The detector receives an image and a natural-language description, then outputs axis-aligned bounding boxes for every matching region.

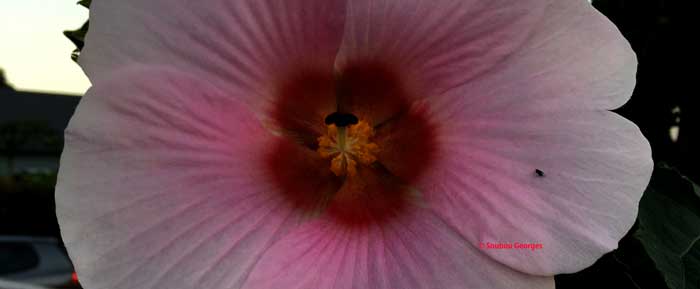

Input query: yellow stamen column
[317,121,380,177]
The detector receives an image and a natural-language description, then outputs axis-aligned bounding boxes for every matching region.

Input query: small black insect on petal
[535,169,545,177]
[325,112,359,127]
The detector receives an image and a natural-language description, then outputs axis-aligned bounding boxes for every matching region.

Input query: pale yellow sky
[1,0,90,95]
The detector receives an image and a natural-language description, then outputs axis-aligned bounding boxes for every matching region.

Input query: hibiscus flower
[56,0,653,288]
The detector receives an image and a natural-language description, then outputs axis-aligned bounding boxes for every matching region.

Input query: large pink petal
[433,0,636,111]
[421,108,652,275]
[242,204,554,289]
[80,0,345,113]
[56,66,305,289]
[337,0,635,110]
[414,0,649,275]
[336,0,546,99]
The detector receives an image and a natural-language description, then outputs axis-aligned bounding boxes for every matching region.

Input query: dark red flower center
[266,60,437,226]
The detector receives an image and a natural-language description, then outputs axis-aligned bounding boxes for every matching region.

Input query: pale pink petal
[412,0,649,275]
[56,66,304,289]
[243,204,554,289]
[337,0,635,110]
[419,102,652,275]
[430,0,637,111]
[336,0,545,98]
[80,0,345,113]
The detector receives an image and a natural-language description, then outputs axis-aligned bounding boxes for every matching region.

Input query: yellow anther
[317,120,380,176]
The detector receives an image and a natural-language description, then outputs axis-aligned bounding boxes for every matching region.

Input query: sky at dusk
[1,0,90,95]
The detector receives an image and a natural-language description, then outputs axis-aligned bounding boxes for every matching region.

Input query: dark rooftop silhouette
[0,69,81,156]
[0,69,13,91]
[0,85,80,132]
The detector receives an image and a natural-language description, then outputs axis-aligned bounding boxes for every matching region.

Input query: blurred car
[0,278,53,289]
[0,236,80,289]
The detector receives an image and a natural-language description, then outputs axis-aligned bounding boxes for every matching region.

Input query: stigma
[317,120,380,177]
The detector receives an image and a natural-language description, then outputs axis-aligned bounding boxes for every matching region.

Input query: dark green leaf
[685,243,700,288]
[77,0,91,8]
[63,21,89,50]
[556,223,668,289]
[636,165,700,289]
[63,21,89,62]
